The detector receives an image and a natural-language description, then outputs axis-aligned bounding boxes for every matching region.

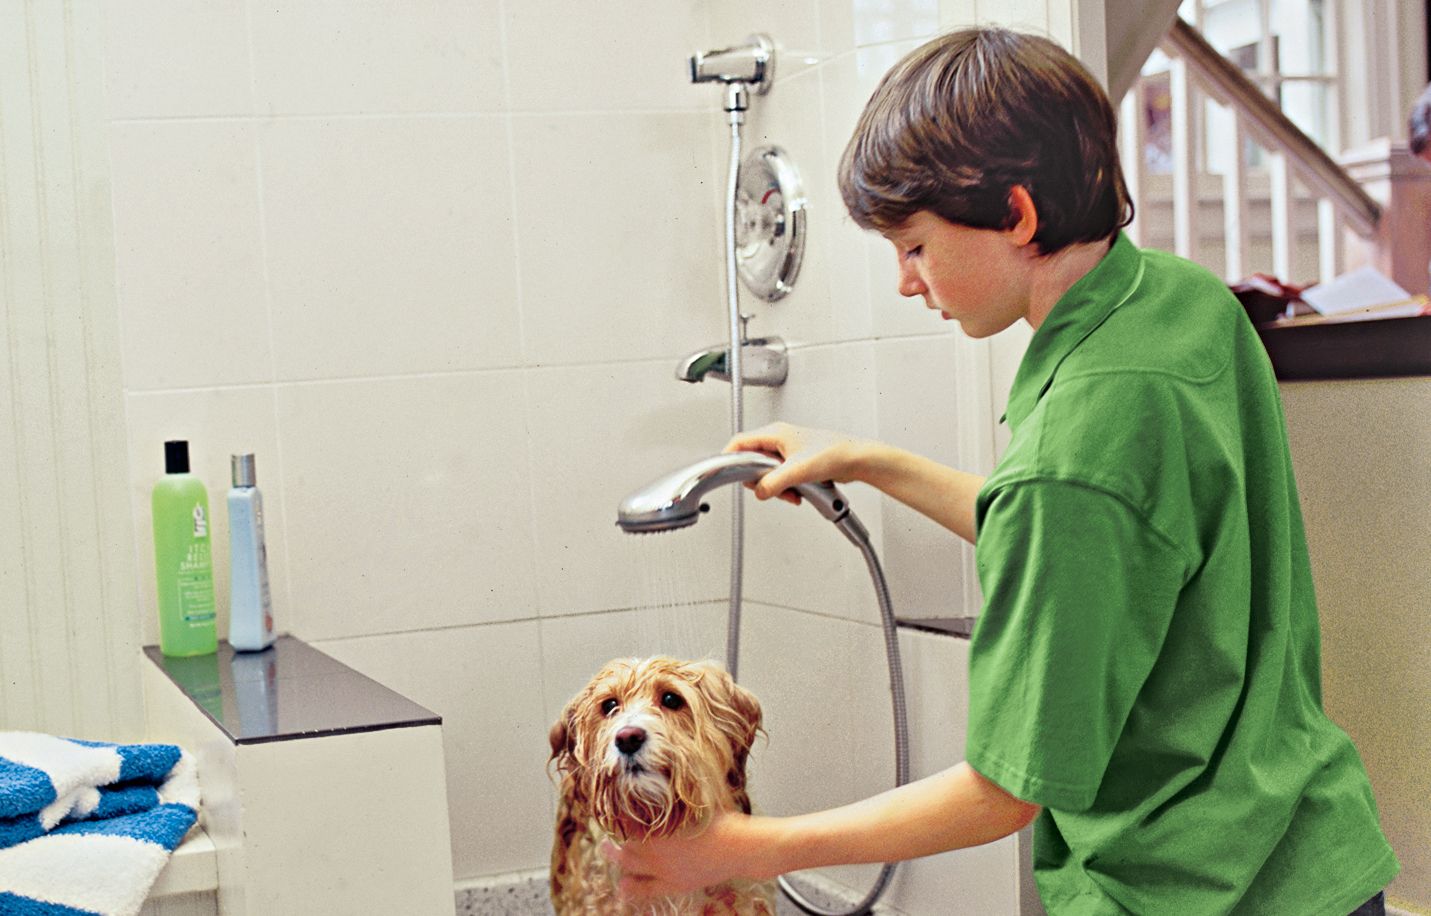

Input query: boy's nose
[896,261,926,298]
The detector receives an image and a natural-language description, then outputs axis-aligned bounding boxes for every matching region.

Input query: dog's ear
[693,664,764,815]
[723,677,763,756]
[548,715,569,760]
[690,661,764,750]
[548,700,577,775]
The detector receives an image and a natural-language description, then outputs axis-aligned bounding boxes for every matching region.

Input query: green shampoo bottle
[152,440,218,656]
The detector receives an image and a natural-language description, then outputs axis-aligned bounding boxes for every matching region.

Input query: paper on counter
[1312,299,1427,323]
[1301,266,1412,315]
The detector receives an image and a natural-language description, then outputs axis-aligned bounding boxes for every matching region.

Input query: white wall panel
[0,0,142,739]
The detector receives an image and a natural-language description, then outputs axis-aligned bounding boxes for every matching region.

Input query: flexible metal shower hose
[773,535,911,916]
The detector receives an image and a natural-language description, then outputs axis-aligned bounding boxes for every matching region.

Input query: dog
[548,656,777,915]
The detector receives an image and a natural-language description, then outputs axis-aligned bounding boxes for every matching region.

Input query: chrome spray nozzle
[615,452,868,547]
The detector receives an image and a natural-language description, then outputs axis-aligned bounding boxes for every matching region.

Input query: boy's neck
[1024,237,1116,331]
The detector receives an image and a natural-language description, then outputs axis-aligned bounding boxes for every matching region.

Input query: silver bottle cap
[231,453,257,488]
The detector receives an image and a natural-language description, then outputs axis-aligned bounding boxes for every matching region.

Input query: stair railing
[1121,14,1380,286]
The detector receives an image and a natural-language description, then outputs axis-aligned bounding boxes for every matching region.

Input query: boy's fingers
[752,471,786,500]
[724,441,784,461]
[725,422,797,457]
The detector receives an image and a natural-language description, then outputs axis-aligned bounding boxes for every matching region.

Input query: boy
[605,27,1398,915]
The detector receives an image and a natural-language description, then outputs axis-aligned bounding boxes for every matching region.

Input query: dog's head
[548,656,763,840]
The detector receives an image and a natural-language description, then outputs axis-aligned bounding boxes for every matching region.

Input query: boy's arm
[605,762,1040,900]
[726,423,985,544]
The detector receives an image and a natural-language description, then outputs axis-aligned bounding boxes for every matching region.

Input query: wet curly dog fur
[548,657,776,915]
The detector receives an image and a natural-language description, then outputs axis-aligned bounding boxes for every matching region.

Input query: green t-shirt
[967,233,1399,915]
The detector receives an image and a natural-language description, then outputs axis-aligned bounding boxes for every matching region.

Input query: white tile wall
[109,122,272,391]
[103,0,1070,896]
[2,0,143,740]
[508,112,724,367]
[873,335,987,620]
[260,116,522,380]
[102,0,255,119]
[501,0,709,112]
[523,361,730,616]
[248,1,507,115]
[275,372,538,639]
[975,0,1052,32]
[315,622,551,880]
[742,343,888,625]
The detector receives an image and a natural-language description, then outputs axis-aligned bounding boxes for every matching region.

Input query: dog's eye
[600,698,618,717]
[660,691,685,711]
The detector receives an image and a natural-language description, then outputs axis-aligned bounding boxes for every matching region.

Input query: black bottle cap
[164,440,190,474]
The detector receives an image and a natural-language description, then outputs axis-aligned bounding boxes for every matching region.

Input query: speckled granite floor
[455,869,552,916]
[455,869,907,915]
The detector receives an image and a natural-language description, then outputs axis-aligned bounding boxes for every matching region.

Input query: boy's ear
[1007,185,1039,248]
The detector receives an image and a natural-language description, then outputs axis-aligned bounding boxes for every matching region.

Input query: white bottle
[228,453,276,651]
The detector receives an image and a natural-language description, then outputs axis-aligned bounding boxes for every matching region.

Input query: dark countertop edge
[1256,315,1431,382]
[233,717,442,746]
[896,616,977,639]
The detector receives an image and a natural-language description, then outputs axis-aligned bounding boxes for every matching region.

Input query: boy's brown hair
[838,27,1133,254]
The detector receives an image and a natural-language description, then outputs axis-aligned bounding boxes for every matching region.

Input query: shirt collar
[1001,232,1144,432]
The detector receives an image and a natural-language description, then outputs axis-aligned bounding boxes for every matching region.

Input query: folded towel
[0,732,200,916]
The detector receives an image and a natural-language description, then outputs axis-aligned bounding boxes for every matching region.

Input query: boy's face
[882,210,1032,339]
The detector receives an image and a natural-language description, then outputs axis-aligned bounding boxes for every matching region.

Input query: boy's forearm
[855,444,985,544]
[739,763,1040,880]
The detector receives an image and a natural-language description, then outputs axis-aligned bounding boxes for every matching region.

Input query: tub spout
[676,336,787,386]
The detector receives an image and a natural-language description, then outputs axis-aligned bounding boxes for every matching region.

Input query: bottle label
[179,540,210,574]
[178,541,215,625]
[192,503,208,538]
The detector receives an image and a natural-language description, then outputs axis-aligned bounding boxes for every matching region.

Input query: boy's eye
[903,245,922,260]
[660,691,685,711]
[600,698,619,717]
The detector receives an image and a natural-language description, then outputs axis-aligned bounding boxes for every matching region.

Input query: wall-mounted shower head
[616,452,869,547]
[689,34,775,94]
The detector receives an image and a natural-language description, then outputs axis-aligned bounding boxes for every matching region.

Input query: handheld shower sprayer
[616,452,869,549]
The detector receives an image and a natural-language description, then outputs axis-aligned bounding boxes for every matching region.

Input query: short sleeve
[967,478,1187,812]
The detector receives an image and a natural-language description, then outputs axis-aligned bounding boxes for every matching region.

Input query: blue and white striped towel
[0,732,199,916]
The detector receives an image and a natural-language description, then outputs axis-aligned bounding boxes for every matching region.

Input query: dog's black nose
[615,727,646,756]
